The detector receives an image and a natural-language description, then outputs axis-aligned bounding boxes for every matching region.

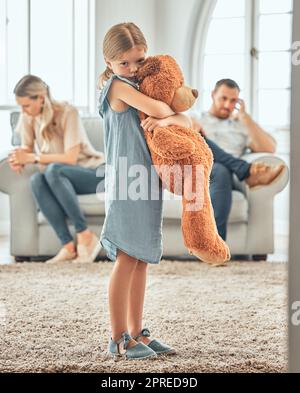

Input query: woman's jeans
[204,137,251,241]
[30,163,105,245]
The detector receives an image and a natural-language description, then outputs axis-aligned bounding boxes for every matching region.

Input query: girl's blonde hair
[14,75,66,148]
[98,22,147,87]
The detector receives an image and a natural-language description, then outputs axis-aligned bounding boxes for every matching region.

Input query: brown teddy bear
[136,55,230,265]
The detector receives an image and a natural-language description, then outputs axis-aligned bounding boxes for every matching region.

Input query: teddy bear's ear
[136,57,161,83]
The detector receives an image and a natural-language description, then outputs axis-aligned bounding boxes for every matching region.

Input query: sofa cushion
[81,116,104,152]
[162,190,248,223]
[78,193,106,215]
[38,190,248,225]
[10,112,104,152]
[229,191,248,223]
[38,194,106,225]
[10,112,21,146]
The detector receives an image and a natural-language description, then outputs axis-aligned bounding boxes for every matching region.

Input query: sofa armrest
[239,152,289,254]
[0,156,40,256]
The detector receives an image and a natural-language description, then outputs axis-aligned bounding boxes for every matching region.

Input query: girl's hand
[141,117,170,132]
[190,117,206,137]
[198,125,206,137]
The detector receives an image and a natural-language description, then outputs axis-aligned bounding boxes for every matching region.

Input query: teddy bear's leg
[150,126,196,160]
[181,165,231,266]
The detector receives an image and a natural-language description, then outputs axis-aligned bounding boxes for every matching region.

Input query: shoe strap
[115,332,131,350]
[134,328,151,341]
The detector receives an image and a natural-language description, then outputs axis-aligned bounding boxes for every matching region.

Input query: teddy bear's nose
[192,89,198,98]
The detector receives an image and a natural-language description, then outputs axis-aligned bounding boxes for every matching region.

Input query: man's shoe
[246,163,285,189]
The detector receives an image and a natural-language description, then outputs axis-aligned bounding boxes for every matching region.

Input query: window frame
[252,0,293,130]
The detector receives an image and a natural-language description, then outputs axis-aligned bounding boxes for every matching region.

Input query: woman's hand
[8,159,25,174]
[141,117,170,132]
[8,151,25,174]
[8,148,35,166]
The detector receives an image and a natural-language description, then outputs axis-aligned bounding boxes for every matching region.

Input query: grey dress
[98,74,163,264]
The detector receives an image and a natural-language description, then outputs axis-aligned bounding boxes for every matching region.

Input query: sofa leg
[252,254,268,261]
[15,256,31,262]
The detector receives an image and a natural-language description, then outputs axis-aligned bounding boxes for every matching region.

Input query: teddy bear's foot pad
[188,246,231,266]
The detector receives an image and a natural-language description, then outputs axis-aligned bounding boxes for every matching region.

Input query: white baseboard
[0,221,9,237]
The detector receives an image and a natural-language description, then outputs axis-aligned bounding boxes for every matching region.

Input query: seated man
[190,78,285,240]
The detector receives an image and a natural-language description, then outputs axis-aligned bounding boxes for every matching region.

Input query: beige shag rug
[0,260,287,373]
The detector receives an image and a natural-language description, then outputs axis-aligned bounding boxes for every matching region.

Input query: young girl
[98,23,192,360]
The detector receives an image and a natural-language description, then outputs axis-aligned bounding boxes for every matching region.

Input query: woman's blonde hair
[98,22,147,87]
[14,75,66,148]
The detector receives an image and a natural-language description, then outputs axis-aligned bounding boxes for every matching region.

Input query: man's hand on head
[233,99,249,122]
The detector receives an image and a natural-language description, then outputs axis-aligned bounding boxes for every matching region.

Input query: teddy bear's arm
[150,126,195,160]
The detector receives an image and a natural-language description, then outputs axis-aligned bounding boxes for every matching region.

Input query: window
[0,0,93,109]
[201,0,246,112]
[30,0,74,103]
[201,0,293,131]
[256,0,293,129]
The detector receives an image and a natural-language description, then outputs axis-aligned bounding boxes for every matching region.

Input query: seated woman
[8,75,105,263]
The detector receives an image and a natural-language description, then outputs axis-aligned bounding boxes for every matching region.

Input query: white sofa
[0,112,289,261]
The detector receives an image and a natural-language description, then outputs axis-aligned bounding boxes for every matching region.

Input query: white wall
[289,0,300,371]
[93,0,157,113]
[154,0,199,84]
[94,0,200,92]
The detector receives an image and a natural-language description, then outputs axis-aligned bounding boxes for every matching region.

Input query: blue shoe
[107,332,157,360]
[134,328,176,355]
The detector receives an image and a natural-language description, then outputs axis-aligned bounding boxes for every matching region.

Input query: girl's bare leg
[128,261,151,345]
[108,249,138,346]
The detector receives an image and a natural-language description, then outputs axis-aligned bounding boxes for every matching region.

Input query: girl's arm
[111,79,175,119]
[141,114,207,137]
[141,113,193,132]
[11,145,81,166]
[190,116,206,136]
